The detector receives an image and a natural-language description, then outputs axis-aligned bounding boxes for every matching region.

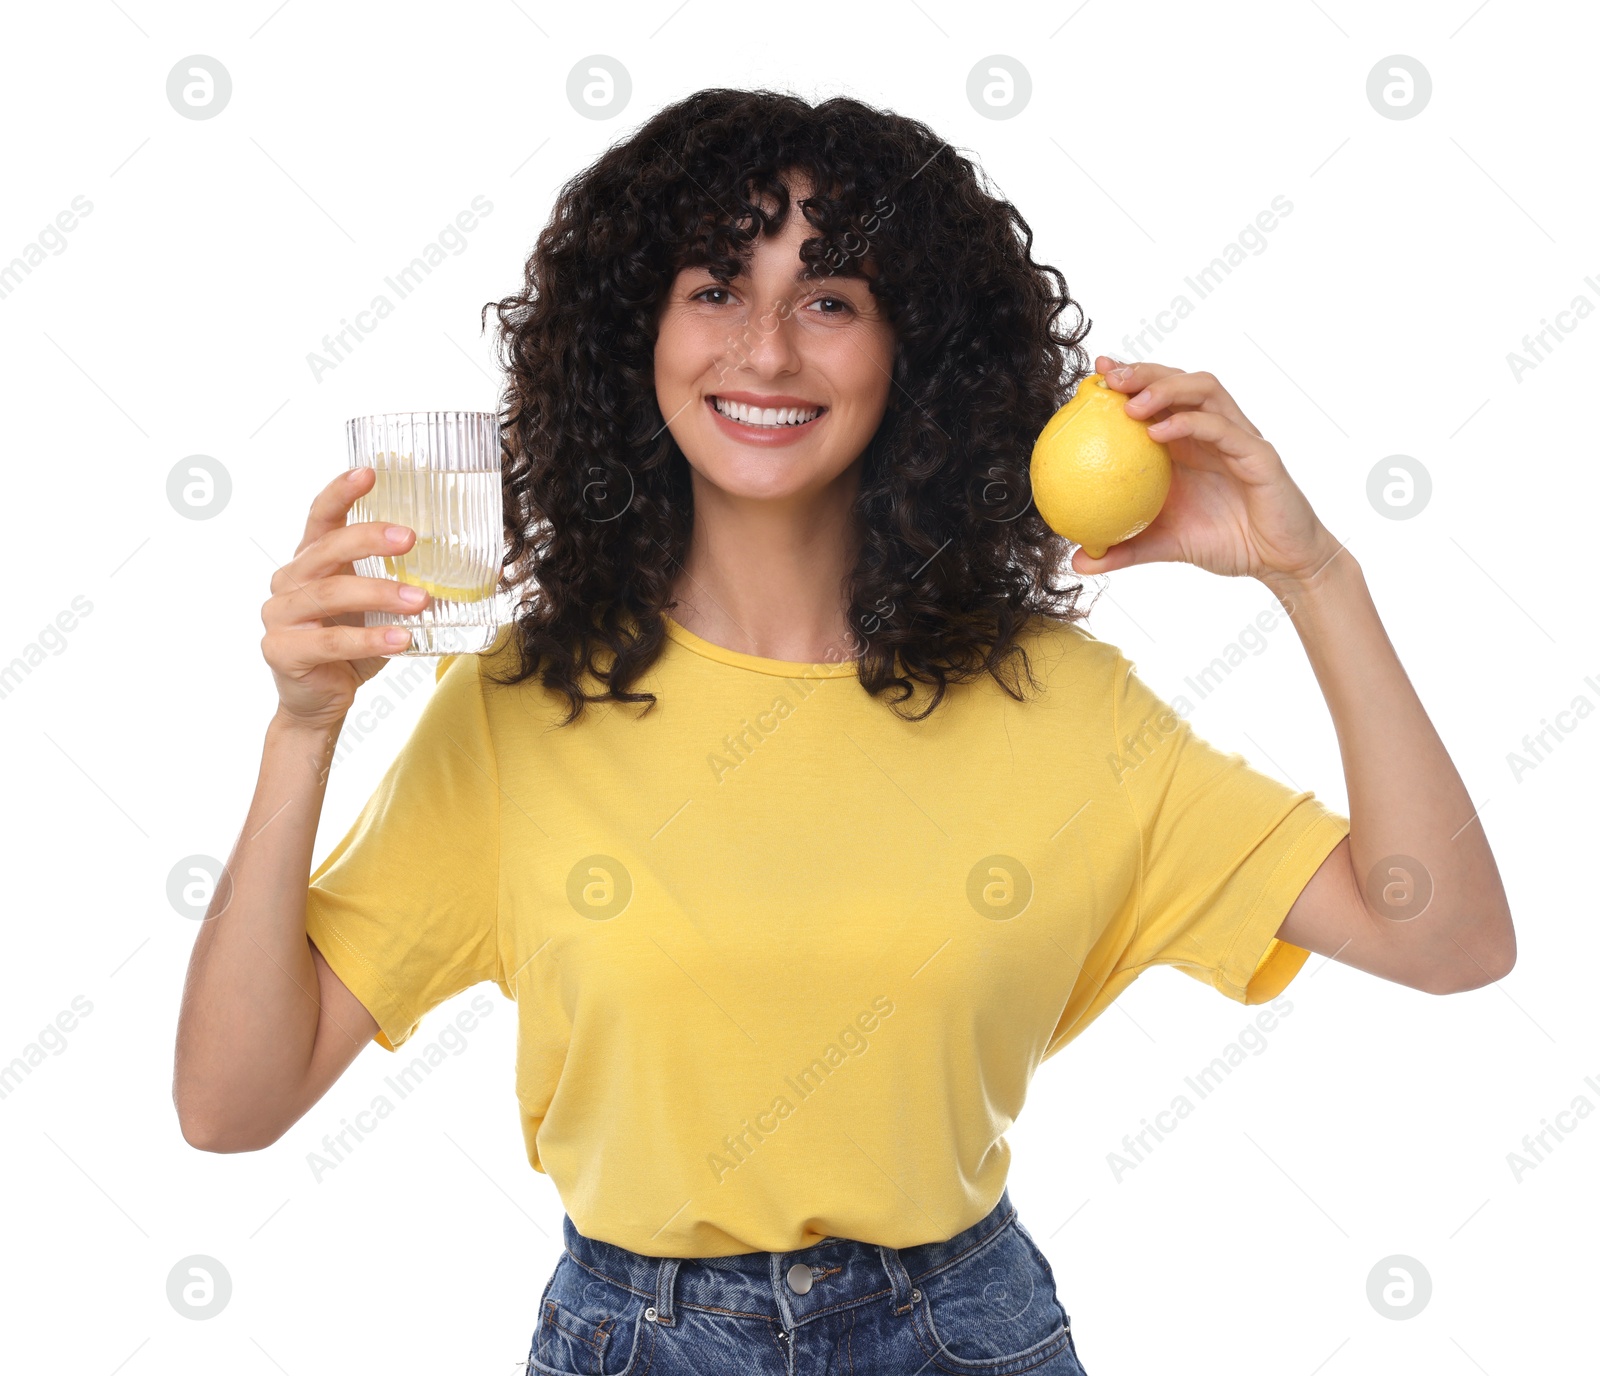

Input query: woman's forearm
[1264,549,1516,987]
[172,710,340,1149]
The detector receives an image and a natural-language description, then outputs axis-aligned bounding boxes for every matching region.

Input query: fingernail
[385,628,411,645]
[398,584,427,605]
[386,525,410,542]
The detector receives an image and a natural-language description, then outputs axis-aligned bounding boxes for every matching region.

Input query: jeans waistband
[559,1186,1019,1331]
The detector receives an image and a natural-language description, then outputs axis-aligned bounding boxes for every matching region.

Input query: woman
[174,89,1515,1375]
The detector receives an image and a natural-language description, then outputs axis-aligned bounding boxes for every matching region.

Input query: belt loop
[877,1244,916,1314]
[653,1257,681,1326]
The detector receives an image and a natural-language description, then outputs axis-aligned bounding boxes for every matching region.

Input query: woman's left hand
[1073,355,1342,593]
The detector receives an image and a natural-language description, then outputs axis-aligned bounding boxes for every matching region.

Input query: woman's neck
[667,471,864,663]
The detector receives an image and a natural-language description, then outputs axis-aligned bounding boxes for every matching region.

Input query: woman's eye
[687,287,852,314]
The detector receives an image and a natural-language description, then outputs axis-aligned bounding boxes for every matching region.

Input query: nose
[726,291,804,381]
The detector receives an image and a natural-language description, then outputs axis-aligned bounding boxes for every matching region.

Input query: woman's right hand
[261,467,433,732]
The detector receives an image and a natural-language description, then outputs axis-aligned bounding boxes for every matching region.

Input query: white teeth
[712,397,822,427]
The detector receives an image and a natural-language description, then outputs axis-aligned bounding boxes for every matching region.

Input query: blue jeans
[526,1185,1088,1375]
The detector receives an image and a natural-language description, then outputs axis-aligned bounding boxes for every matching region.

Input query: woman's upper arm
[1276,837,1461,993]
[279,938,381,1136]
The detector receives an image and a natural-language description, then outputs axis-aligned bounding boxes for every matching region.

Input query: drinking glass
[345,411,507,656]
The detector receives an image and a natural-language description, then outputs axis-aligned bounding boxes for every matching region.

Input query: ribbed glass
[345,411,506,656]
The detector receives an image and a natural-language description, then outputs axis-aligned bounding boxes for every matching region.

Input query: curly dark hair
[479,86,1095,724]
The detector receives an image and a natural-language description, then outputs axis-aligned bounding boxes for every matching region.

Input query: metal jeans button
[786,1262,814,1294]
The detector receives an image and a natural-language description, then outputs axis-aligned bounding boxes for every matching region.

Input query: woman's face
[653,181,896,503]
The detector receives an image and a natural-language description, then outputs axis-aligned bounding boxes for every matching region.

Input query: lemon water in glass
[346,411,507,656]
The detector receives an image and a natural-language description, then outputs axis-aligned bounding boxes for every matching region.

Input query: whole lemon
[1030,372,1172,558]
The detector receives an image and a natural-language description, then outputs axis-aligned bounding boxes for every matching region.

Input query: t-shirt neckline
[662,613,860,679]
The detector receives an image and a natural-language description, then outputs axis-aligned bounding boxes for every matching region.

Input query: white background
[1,1,1594,1372]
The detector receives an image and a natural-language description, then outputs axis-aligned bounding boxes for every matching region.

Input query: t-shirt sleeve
[303,651,502,1051]
[1106,650,1350,1004]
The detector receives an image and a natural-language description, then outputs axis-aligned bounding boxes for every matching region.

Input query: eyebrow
[689,260,866,284]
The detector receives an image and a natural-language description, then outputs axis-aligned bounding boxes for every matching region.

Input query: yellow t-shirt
[303,613,1349,1257]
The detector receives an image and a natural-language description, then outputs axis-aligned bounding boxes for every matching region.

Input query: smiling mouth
[707,395,827,429]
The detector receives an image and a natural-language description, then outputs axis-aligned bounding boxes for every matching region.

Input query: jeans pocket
[911,1217,1074,1375]
[1063,1320,1089,1375]
[527,1256,648,1376]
